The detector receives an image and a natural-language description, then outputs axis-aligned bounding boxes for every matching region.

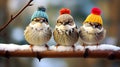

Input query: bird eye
[94,24,102,29]
[96,25,101,29]
[59,21,62,24]
[66,21,70,24]
[40,18,48,23]
[42,19,46,22]
[63,21,69,25]
[68,22,72,25]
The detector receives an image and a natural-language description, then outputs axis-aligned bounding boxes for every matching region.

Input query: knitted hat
[57,8,73,21]
[31,6,48,21]
[59,8,71,15]
[84,7,103,25]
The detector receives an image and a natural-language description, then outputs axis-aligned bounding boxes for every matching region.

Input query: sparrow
[24,6,52,49]
[79,7,106,46]
[53,8,79,49]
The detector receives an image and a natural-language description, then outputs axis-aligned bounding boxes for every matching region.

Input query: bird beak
[59,25,66,30]
[34,23,42,27]
[63,23,66,25]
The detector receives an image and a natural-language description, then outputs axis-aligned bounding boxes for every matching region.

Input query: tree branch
[0,0,33,32]
[0,43,120,60]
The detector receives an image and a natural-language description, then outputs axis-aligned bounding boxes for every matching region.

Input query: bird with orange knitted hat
[53,8,79,49]
[79,7,106,46]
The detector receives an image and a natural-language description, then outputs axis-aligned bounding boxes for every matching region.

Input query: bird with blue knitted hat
[24,6,52,51]
[31,6,48,21]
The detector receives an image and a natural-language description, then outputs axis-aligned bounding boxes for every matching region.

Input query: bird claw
[72,45,75,51]
[82,43,86,49]
[45,44,49,50]
[56,44,60,48]
[29,45,33,52]
[96,43,99,48]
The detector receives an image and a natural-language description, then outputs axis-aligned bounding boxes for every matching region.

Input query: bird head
[56,8,76,30]
[83,7,103,29]
[31,6,48,21]
[30,6,49,28]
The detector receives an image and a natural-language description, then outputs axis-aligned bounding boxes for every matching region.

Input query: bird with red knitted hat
[53,8,79,49]
[79,7,106,47]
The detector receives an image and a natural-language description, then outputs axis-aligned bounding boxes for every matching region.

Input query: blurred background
[0,0,120,67]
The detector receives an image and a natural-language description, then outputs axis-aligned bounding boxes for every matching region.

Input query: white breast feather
[55,24,76,34]
[55,24,76,30]
[83,24,94,33]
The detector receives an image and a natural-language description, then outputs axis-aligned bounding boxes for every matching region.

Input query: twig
[0,48,120,60]
[0,43,120,60]
[0,0,33,32]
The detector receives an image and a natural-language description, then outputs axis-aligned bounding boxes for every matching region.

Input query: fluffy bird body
[79,22,106,45]
[24,18,52,45]
[24,7,52,46]
[53,8,79,46]
[79,7,106,45]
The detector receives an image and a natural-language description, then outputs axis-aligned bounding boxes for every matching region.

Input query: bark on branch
[0,44,120,60]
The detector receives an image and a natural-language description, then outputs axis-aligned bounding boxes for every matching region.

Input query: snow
[85,44,120,51]
[98,44,120,51]
[0,44,19,51]
[49,44,120,52]
[49,45,57,51]
[49,45,73,52]
[0,43,120,52]
[51,44,120,51]
[56,46,73,52]
[75,45,84,51]
[19,45,31,50]
[0,43,48,52]
[33,46,47,52]
[0,44,30,51]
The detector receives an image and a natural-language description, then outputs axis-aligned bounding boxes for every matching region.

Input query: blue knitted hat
[31,6,48,21]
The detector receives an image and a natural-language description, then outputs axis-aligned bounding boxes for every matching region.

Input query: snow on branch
[0,43,120,60]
